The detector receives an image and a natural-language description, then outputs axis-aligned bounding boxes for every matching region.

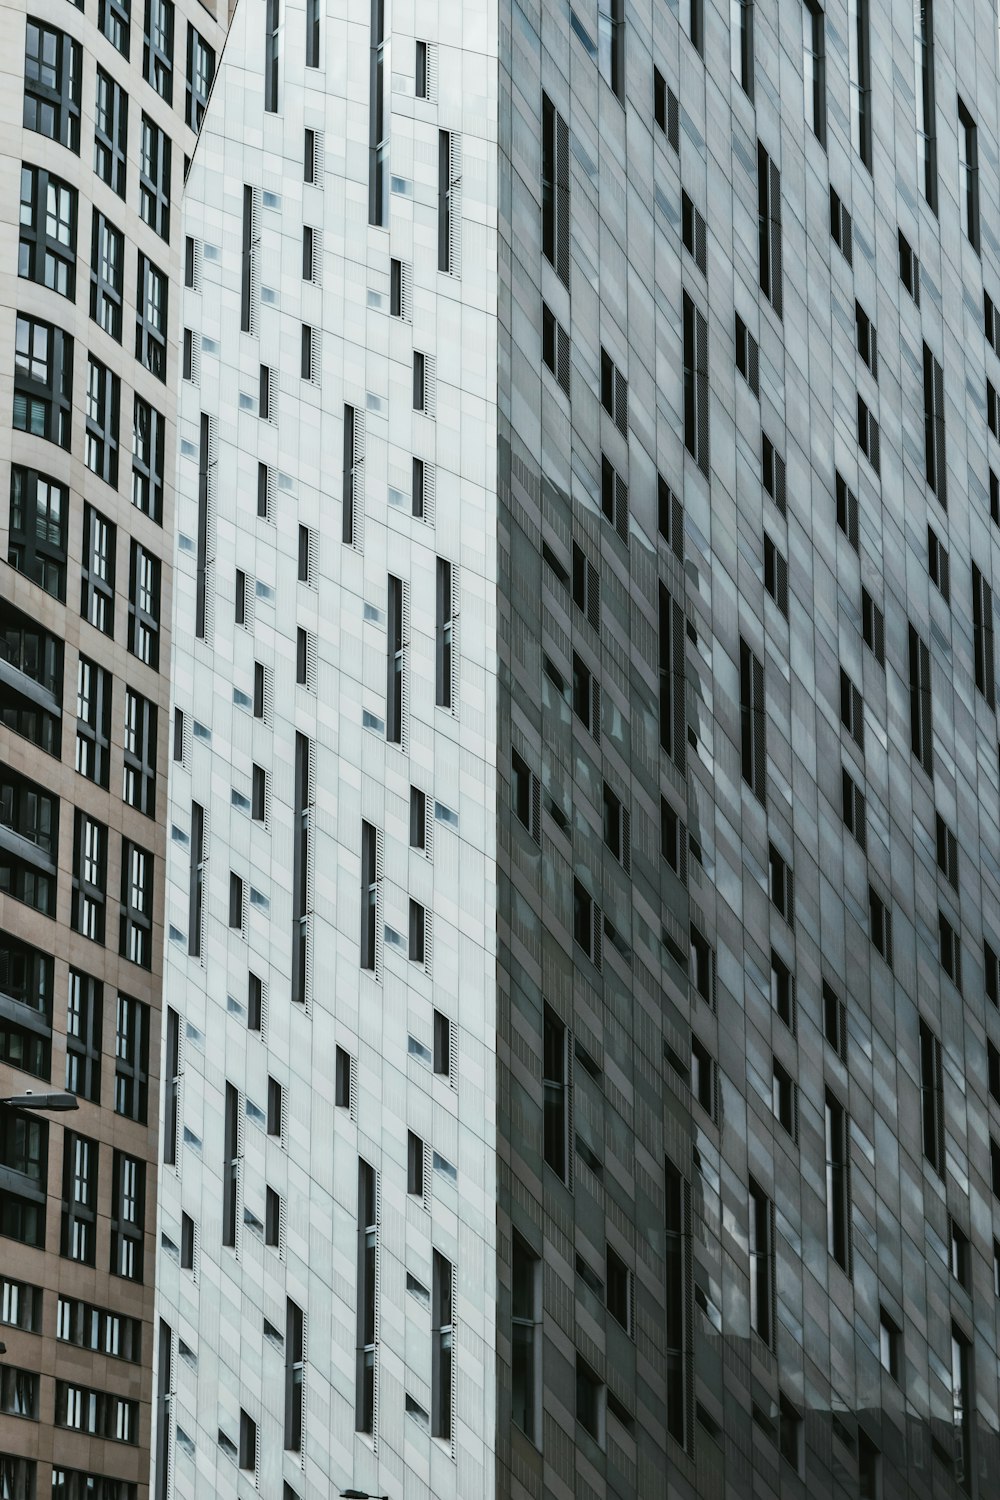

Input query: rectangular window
[285,1299,304,1450]
[128,541,161,669]
[144,0,174,102]
[757,143,781,314]
[543,1005,569,1181]
[20,165,77,300]
[803,1,826,144]
[899,230,920,303]
[664,1157,692,1448]
[855,299,877,377]
[914,0,936,209]
[840,668,864,749]
[23,20,82,152]
[830,185,852,263]
[387,574,404,744]
[99,0,131,57]
[132,395,164,522]
[735,312,759,395]
[72,812,107,942]
[836,472,859,549]
[120,840,153,969]
[541,92,569,285]
[923,343,946,503]
[842,768,866,850]
[302,225,315,281]
[66,970,102,1105]
[511,1233,541,1445]
[432,1251,454,1442]
[653,70,679,151]
[823,980,847,1060]
[84,356,120,489]
[301,324,314,381]
[355,1161,378,1433]
[928,525,949,600]
[958,99,980,253]
[862,588,885,663]
[163,1007,179,1165]
[122,688,157,817]
[188,803,204,959]
[335,1046,352,1108]
[857,394,880,474]
[415,38,428,96]
[769,843,793,923]
[850,0,872,169]
[305,0,319,64]
[683,0,703,53]
[222,1082,238,1247]
[825,1091,850,1271]
[772,1059,797,1137]
[61,1131,98,1266]
[410,786,427,850]
[936,813,958,888]
[196,414,210,638]
[683,292,709,474]
[434,1010,452,1079]
[740,638,766,803]
[292,734,310,1004]
[240,185,256,334]
[973,563,995,708]
[576,1356,604,1445]
[762,433,786,513]
[763,534,788,615]
[343,403,358,544]
[436,558,455,709]
[253,662,267,718]
[360,821,378,971]
[939,911,962,992]
[869,885,893,966]
[542,304,570,394]
[438,129,460,271]
[749,1179,774,1346]
[908,624,933,775]
[917,1016,945,1180]
[94,66,127,196]
[8,465,67,601]
[264,0,279,112]
[600,455,629,543]
[139,114,171,242]
[186,24,215,131]
[136,253,168,381]
[111,1150,145,1281]
[260,363,272,420]
[14,313,73,450]
[304,127,317,183]
[732,0,754,97]
[407,1130,424,1198]
[368,0,387,225]
[511,749,540,843]
[952,1326,972,1491]
[229,872,244,933]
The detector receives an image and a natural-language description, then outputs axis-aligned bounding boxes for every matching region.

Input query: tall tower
[157,2,1000,1500]
[0,0,227,1492]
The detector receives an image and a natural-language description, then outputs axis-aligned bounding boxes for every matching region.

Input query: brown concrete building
[0,0,228,1491]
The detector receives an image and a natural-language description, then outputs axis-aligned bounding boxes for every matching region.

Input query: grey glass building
[0,0,227,1494]
[155,1,1000,1498]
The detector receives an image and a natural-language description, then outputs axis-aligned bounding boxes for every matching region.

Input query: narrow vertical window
[542,1005,569,1182]
[740,639,766,803]
[387,574,403,744]
[597,0,624,98]
[919,1019,944,1175]
[913,0,937,211]
[683,292,709,475]
[973,563,995,708]
[757,142,782,316]
[355,1161,378,1433]
[435,558,454,709]
[164,1007,179,1165]
[195,412,210,639]
[803,1,826,145]
[240,186,255,333]
[360,821,378,971]
[748,1179,774,1348]
[541,93,569,286]
[665,1159,692,1450]
[291,734,310,1004]
[923,342,946,504]
[683,0,704,54]
[958,100,980,254]
[415,39,427,97]
[285,1298,304,1449]
[343,403,357,545]
[731,0,753,99]
[825,1091,851,1272]
[305,0,319,67]
[222,1082,238,1248]
[511,1234,541,1445]
[849,0,872,171]
[188,802,204,958]
[951,1326,972,1492]
[659,583,686,770]
[438,130,452,271]
[432,1251,454,1442]
[368,0,387,226]
[264,0,279,110]
[908,624,933,776]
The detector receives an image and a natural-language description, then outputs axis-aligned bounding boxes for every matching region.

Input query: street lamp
[0,1091,79,1112]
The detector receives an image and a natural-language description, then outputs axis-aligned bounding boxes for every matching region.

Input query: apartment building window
[757,143,781,314]
[764,535,788,615]
[144,0,174,102]
[260,363,273,421]
[683,0,703,53]
[861,588,885,664]
[749,1179,774,1347]
[935,813,958,889]
[972,563,996,707]
[302,224,316,282]
[356,1161,378,1433]
[14,314,73,449]
[304,126,317,182]
[368,0,387,224]
[869,884,892,965]
[511,1234,541,1445]
[842,768,866,850]
[222,1083,239,1247]
[436,558,455,708]
[830,186,852,263]
[114,993,148,1124]
[1,1276,43,1334]
[542,305,570,393]
[432,1251,454,1442]
[229,873,244,932]
[132,396,164,522]
[913,0,936,209]
[360,820,379,971]
[541,92,570,284]
[772,1060,797,1137]
[163,1008,179,1165]
[735,313,759,394]
[802,1,826,144]
[238,1411,257,1476]
[85,357,119,488]
[952,1326,973,1490]
[139,115,171,242]
[72,812,107,942]
[128,541,161,669]
[825,1091,851,1271]
[857,395,880,473]
[740,638,766,803]
[66,971,102,1104]
[111,1151,144,1281]
[600,348,628,434]
[855,299,877,377]
[387,574,405,743]
[94,67,127,196]
[120,840,153,969]
[928,525,949,600]
[264,0,280,112]
[769,844,793,923]
[342,403,359,543]
[438,129,460,272]
[186,25,215,131]
[0,767,58,918]
[253,662,267,718]
[0,1364,39,1421]
[511,750,540,842]
[99,0,131,57]
[8,466,67,601]
[434,1010,452,1078]
[301,324,315,381]
[19,165,76,299]
[602,781,630,870]
[305,0,320,64]
[576,1356,604,1447]
[55,1383,138,1443]
[899,230,920,303]
[335,1046,352,1108]
[761,432,786,512]
[23,20,81,153]
[653,70,679,151]
[908,624,933,775]
[0,932,52,1084]
[292,734,310,1004]
[284,1299,304,1451]
[61,1132,98,1265]
[543,1005,569,1181]
[850,0,872,169]
[732,0,754,98]
[683,293,709,474]
[596,0,623,96]
[90,213,123,341]
[123,688,157,817]
[136,254,167,381]
[922,343,947,502]
[601,456,629,543]
[188,803,204,959]
[958,100,980,253]
[665,1159,692,1449]
[939,912,962,992]
[840,668,864,749]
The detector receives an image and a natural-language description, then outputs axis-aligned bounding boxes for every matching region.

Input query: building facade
[0,0,228,1493]
[156,1,1000,1499]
